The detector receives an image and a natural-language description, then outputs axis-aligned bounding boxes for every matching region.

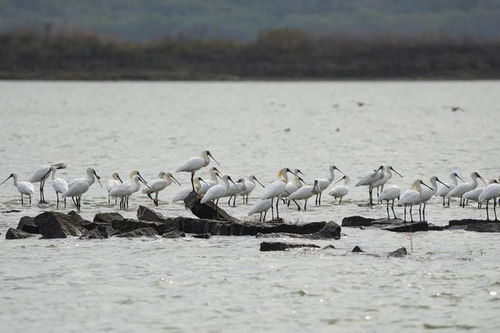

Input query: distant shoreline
[2,29,500,81]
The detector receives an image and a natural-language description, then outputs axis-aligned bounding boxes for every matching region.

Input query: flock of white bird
[1,150,499,222]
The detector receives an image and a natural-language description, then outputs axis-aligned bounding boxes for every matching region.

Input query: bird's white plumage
[201,175,232,203]
[478,183,500,202]
[62,168,99,198]
[378,185,400,201]
[447,172,483,198]
[248,200,272,216]
[288,182,320,200]
[356,166,383,187]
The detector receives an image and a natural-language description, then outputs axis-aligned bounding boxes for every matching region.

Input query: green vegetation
[1,0,500,41]
[1,29,500,80]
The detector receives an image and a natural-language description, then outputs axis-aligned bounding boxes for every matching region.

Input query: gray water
[0,81,499,332]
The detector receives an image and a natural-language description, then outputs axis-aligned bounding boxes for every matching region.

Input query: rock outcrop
[6,228,35,239]
[183,192,239,222]
[16,216,39,234]
[34,211,87,238]
[260,242,321,251]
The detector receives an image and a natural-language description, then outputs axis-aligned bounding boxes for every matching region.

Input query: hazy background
[2,0,500,41]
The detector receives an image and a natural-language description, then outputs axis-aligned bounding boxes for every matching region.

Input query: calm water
[0,81,499,332]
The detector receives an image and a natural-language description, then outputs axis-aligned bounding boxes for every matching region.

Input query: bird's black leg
[486,200,490,221]
[270,198,274,220]
[191,172,195,192]
[293,199,301,211]
[386,201,390,220]
[21,194,23,205]
[275,198,280,219]
[391,200,397,219]
[410,205,414,222]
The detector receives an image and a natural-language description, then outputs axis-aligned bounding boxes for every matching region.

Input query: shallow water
[0,81,499,332]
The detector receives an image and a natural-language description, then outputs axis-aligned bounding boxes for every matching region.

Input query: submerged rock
[17,216,39,234]
[465,222,500,233]
[192,233,211,239]
[260,242,320,252]
[93,212,124,224]
[111,218,175,235]
[35,211,87,238]
[183,192,239,222]
[116,227,158,238]
[384,221,429,233]
[387,247,408,257]
[342,216,374,227]
[352,246,364,252]
[6,228,35,239]
[162,230,186,238]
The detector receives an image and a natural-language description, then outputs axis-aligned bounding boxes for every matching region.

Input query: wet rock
[79,228,106,240]
[162,230,186,238]
[67,211,94,229]
[384,221,429,233]
[93,212,124,224]
[448,219,486,230]
[316,221,341,240]
[260,242,321,251]
[183,192,239,222]
[387,247,408,257]
[17,216,39,234]
[255,221,341,240]
[323,245,336,249]
[342,216,374,227]
[111,218,176,235]
[428,224,447,231]
[35,211,87,238]
[3,209,21,213]
[465,222,500,233]
[192,233,211,239]
[372,218,403,225]
[352,246,364,252]
[137,206,166,222]
[6,228,35,239]
[116,227,159,238]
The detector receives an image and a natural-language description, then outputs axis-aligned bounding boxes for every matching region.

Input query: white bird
[143,172,180,206]
[328,175,350,204]
[281,169,304,201]
[201,175,237,217]
[398,180,432,222]
[248,200,273,222]
[372,165,403,197]
[315,165,343,206]
[436,172,464,206]
[288,180,321,211]
[62,168,102,212]
[28,162,67,203]
[463,178,497,208]
[49,166,68,208]
[110,170,148,210]
[415,176,448,221]
[224,178,246,207]
[0,173,35,205]
[172,177,208,203]
[478,178,500,221]
[356,165,384,205]
[239,175,265,204]
[378,185,401,219]
[261,168,293,219]
[176,150,220,191]
[106,173,123,204]
[446,172,486,207]
[204,167,221,188]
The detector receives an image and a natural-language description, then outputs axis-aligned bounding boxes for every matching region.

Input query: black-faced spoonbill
[288,180,321,211]
[398,180,433,222]
[446,172,486,207]
[28,162,66,203]
[436,172,464,206]
[62,168,102,212]
[260,168,294,219]
[106,173,123,204]
[172,177,209,203]
[372,166,403,197]
[328,175,350,204]
[248,199,273,222]
[478,178,500,221]
[356,165,384,206]
[416,176,448,221]
[315,165,343,206]
[240,175,265,204]
[463,178,497,208]
[49,166,68,208]
[201,174,237,217]
[143,172,180,206]
[110,171,148,210]
[0,173,35,204]
[176,150,220,191]
[378,185,401,219]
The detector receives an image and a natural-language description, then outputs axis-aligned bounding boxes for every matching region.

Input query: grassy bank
[1,29,500,80]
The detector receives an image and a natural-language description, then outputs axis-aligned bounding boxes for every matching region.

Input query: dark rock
[192,233,211,239]
[465,222,500,233]
[137,206,166,222]
[4,209,21,213]
[111,218,176,235]
[260,242,321,251]
[183,192,239,222]
[387,247,408,257]
[35,211,87,238]
[372,218,403,225]
[162,230,186,238]
[17,216,39,234]
[428,224,447,231]
[95,224,120,237]
[323,245,336,249]
[342,216,374,227]
[316,221,341,239]
[79,228,106,240]
[352,246,364,252]
[385,221,429,233]
[449,219,484,227]
[93,212,124,224]
[116,227,159,238]
[6,228,35,239]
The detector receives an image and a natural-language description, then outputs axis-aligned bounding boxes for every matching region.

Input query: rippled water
[1,81,499,332]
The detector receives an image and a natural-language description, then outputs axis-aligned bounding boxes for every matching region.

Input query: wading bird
[172,177,208,203]
[328,175,350,204]
[378,185,401,219]
[372,165,403,197]
[201,174,237,216]
[0,173,35,204]
[239,175,265,204]
[416,176,448,221]
[49,166,68,208]
[446,172,486,207]
[315,165,343,205]
[28,162,67,203]
[478,178,500,221]
[248,200,272,222]
[106,173,123,204]
[110,171,148,210]
[288,180,321,211]
[463,179,497,208]
[62,168,102,212]
[223,178,246,207]
[176,150,220,191]
[436,172,464,206]
[398,180,433,222]
[261,168,294,219]
[356,165,384,205]
[143,172,180,206]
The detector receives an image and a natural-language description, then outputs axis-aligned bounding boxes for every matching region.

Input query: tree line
[1,29,500,80]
